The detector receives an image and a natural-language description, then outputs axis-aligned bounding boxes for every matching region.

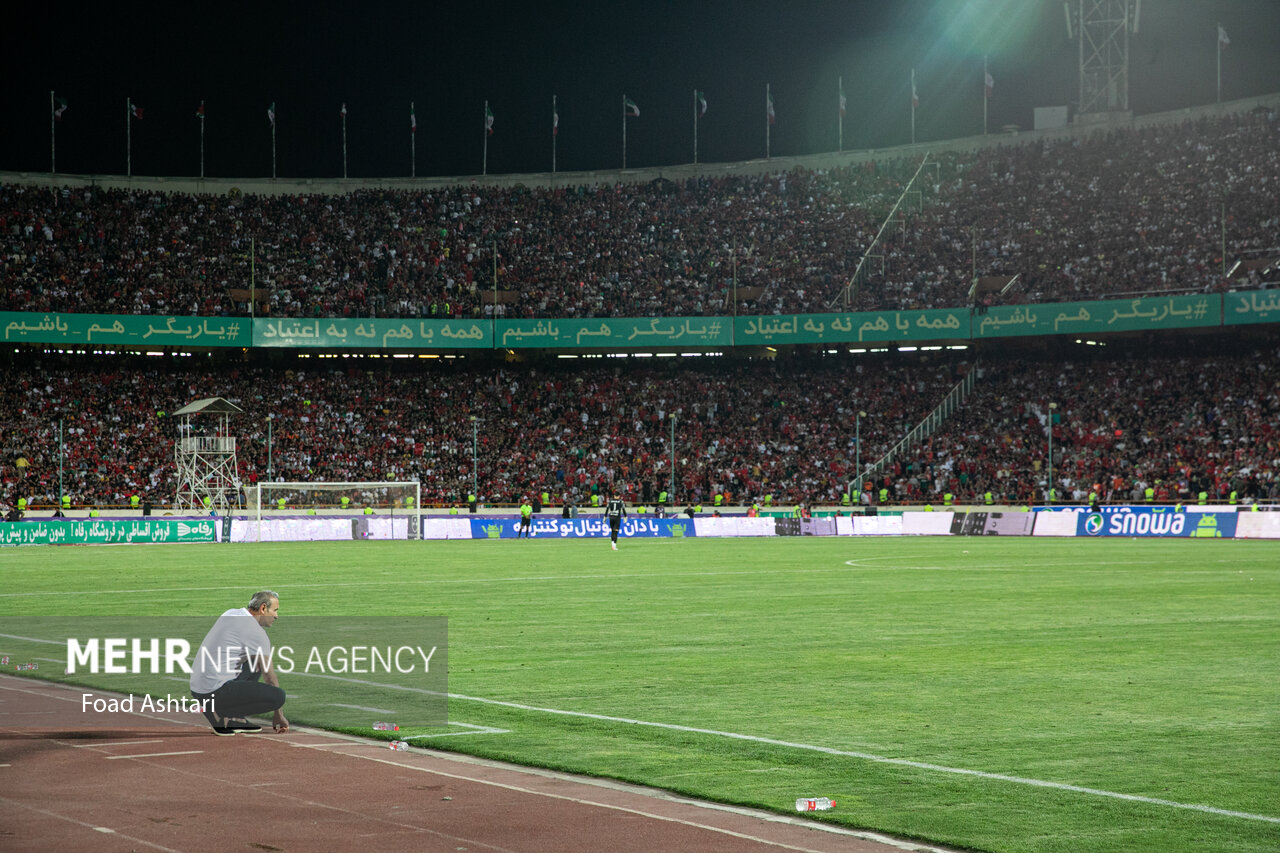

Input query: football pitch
[3,536,1278,852]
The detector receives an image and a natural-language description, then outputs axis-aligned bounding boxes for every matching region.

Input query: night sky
[4,0,1280,180]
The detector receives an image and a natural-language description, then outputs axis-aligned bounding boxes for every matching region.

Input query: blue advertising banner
[468,517,696,539]
[1075,508,1237,538]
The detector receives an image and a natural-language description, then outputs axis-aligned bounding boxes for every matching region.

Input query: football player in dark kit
[605,492,627,550]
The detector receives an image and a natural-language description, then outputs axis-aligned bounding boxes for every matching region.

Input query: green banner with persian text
[497,317,733,349]
[2,313,250,347]
[1223,288,1280,326]
[974,295,1220,338]
[253,317,492,348]
[0,518,219,546]
[4,292,1277,354]
[735,309,970,345]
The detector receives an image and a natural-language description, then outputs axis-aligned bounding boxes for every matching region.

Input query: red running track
[0,676,952,853]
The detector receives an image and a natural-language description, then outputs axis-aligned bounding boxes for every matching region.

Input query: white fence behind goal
[249,481,422,541]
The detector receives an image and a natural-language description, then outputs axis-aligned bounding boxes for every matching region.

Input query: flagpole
[199,103,205,179]
[411,102,416,178]
[838,77,844,153]
[693,89,698,165]
[552,95,557,173]
[271,105,277,180]
[983,56,989,135]
[126,97,132,177]
[1217,23,1223,103]
[50,91,56,175]
[483,100,489,176]
[622,95,627,170]
[911,69,917,145]
[342,105,348,179]
[767,84,772,160]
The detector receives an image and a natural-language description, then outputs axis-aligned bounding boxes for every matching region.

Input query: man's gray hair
[247,590,279,612]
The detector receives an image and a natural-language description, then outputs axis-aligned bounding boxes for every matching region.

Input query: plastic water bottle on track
[388,740,409,751]
[795,797,835,812]
[372,722,399,731]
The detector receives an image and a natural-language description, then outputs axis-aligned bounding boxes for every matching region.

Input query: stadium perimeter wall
[5,506,1278,545]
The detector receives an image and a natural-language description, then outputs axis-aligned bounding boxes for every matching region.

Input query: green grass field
[3,537,1278,852]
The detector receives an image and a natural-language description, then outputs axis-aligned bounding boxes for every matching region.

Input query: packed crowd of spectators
[0,356,958,509]
[868,348,1280,505]
[4,349,1277,511]
[4,108,1277,320]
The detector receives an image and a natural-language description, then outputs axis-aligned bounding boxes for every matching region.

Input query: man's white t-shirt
[190,608,272,694]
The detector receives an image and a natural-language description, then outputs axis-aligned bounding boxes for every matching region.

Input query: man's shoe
[224,718,262,733]
[212,726,238,736]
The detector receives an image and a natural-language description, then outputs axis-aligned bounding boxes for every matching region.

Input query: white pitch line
[443,691,1280,825]
[402,723,509,740]
[234,667,1280,825]
[105,750,204,760]
[0,795,183,852]
[70,740,164,748]
[329,703,399,714]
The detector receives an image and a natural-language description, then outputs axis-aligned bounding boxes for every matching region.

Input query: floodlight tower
[1066,0,1140,116]
[173,397,244,512]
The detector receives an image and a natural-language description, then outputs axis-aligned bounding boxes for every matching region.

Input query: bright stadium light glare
[898,346,918,352]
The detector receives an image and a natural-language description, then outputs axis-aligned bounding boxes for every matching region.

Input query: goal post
[250,481,422,542]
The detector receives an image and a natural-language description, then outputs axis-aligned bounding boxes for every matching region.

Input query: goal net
[247,481,422,542]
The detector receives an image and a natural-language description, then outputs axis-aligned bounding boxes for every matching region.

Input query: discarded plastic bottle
[372,722,399,731]
[388,740,409,751]
[795,797,835,812]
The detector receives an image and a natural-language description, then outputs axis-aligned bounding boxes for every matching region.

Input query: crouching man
[189,590,290,736]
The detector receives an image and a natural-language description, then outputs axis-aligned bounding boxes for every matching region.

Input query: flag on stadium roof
[485,103,494,134]
[53,96,68,120]
[196,100,205,119]
[766,89,775,124]
[1218,24,1230,49]
[696,90,707,117]
[267,102,276,126]
[624,97,639,117]
[410,103,416,133]
[130,101,144,120]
